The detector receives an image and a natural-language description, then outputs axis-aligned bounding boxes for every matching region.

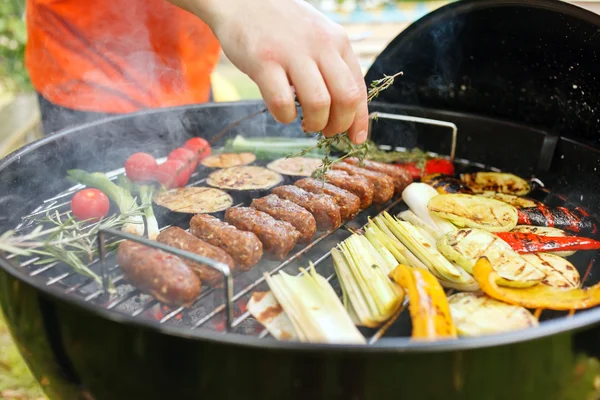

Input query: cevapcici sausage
[117,240,201,307]
[331,162,394,204]
[271,185,342,231]
[324,169,374,209]
[294,177,360,221]
[225,207,300,259]
[344,157,413,194]
[157,226,235,287]
[190,214,263,270]
[250,194,317,243]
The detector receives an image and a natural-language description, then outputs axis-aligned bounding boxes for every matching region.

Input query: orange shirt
[25,0,221,114]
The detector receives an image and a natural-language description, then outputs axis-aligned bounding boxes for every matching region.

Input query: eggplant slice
[521,253,581,288]
[266,157,323,177]
[207,166,283,191]
[448,292,538,337]
[460,172,531,196]
[200,152,256,168]
[153,187,233,214]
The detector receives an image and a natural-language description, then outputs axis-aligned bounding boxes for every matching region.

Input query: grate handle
[368,112,458,161]
[97,228,234,331]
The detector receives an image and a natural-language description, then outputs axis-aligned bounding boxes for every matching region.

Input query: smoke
[426,15,465,96]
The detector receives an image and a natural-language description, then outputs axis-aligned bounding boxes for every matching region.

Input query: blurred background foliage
[0,0,29,94]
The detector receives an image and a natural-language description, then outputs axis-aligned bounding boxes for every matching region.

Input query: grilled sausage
[271,185,342,231]
[294,177,360,221]
[190,214,263,270]
[117,240,201,307]
[324,169,374,209]
[250,194,317,243]
[343,157,413,194]
[225,207,300,259]
[331,162,394,204]
[157,226,235,287]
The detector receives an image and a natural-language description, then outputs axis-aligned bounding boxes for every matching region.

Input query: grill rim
[1,100,600,352]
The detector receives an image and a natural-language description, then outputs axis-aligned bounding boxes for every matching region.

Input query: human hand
[171,0,369,144]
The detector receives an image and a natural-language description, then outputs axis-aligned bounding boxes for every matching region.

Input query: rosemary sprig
[0,204,147,292]
[290,71,404,178]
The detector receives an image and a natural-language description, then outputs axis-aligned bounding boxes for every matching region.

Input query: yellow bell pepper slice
[389,265,457,340]
[473,257,600,310]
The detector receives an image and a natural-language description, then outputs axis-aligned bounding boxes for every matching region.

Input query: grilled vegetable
[247,291,298,341]
[521,253,580,289]
[67,169,144,236]
[200,152,256,168]
[154,159,192,188]
[168,147,198,171]
[428,193,519,232]
[437,228,545,288]
[224,135,326,159]
[421,173,473,194]
[393,159,455,179]
[473,256,600,311]
[511,225,576,257]
[184,137,211,160]
[124,152,158,183]
[207,166,283,191]
[518,205,599,236]
[495,231,600,254]
[332,234,404,327]
[71,188,110,222]
[138,185,159,240]
[401,182,457,238]
[448,292,538,337]
[267,157,323,177]
[389,265,457,340]
[460,172,531,196]
[481,192,541,209]
[264,264,366,344]
[376,213,478,290]
[153,187,233,214]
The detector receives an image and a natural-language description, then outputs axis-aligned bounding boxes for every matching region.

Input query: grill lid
[365,0,600,145]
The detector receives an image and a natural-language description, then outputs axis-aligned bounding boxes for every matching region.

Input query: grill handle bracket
[97,228,234,331]
[368,112,458,161]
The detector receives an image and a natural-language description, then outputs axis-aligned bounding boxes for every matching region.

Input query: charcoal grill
[2,0,600,399]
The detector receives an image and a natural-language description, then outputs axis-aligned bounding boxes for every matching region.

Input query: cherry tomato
[71,189,110,222]
[168,147,198,171]
[154,159,191,188]
[184,137,211,160]
[124,152,158,182]
[395,162,422,180]
[424,158,455,175]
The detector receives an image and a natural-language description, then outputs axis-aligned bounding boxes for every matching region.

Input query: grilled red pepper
[518,205,599,236]
[394,158,455,180]
[495,232,600,253]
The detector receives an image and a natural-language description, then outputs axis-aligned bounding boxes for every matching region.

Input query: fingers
[288,61,331,133]
[342,48,369,144]
[252,64,297,124]
[319,54,362,138]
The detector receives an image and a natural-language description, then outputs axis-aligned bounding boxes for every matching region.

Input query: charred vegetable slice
[267,157,323,177]
[389,265,457,340]
[510,225,576,257]
[521,253,580,288]
[460,172,531,196]
[421,173,473,194]
[207,166,283,191]
[448,292,538,337]
[437,228,545,288]
[200,152,256,168]
[153,187,233,214]
[247,291,297,341]
[481,192,541,209]
[428,194,518,232]
[473,257,600,311]
[496,231,600,256]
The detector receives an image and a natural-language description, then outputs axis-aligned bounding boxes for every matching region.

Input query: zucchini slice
[460,172,531,196]
[437,228,545,288]
[428,194,518,232]
[510,225,576,257]
[200,152,256,168]
[266,157,323,177]
[480,192,541,209]
[421,173,473,194]
[521,253,580,288]
[153,187,233,214]
[207,166,283,191]
[448,292,538,337]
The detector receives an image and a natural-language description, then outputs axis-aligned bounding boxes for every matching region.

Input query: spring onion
[264,263,365,344]
[224,135,326,159]
[401,182,457,238]
[67,169,144,236]
[332,234,405,328]
[138,185,159,240]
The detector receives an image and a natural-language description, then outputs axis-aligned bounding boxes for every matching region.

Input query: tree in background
[0,0,29,93]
